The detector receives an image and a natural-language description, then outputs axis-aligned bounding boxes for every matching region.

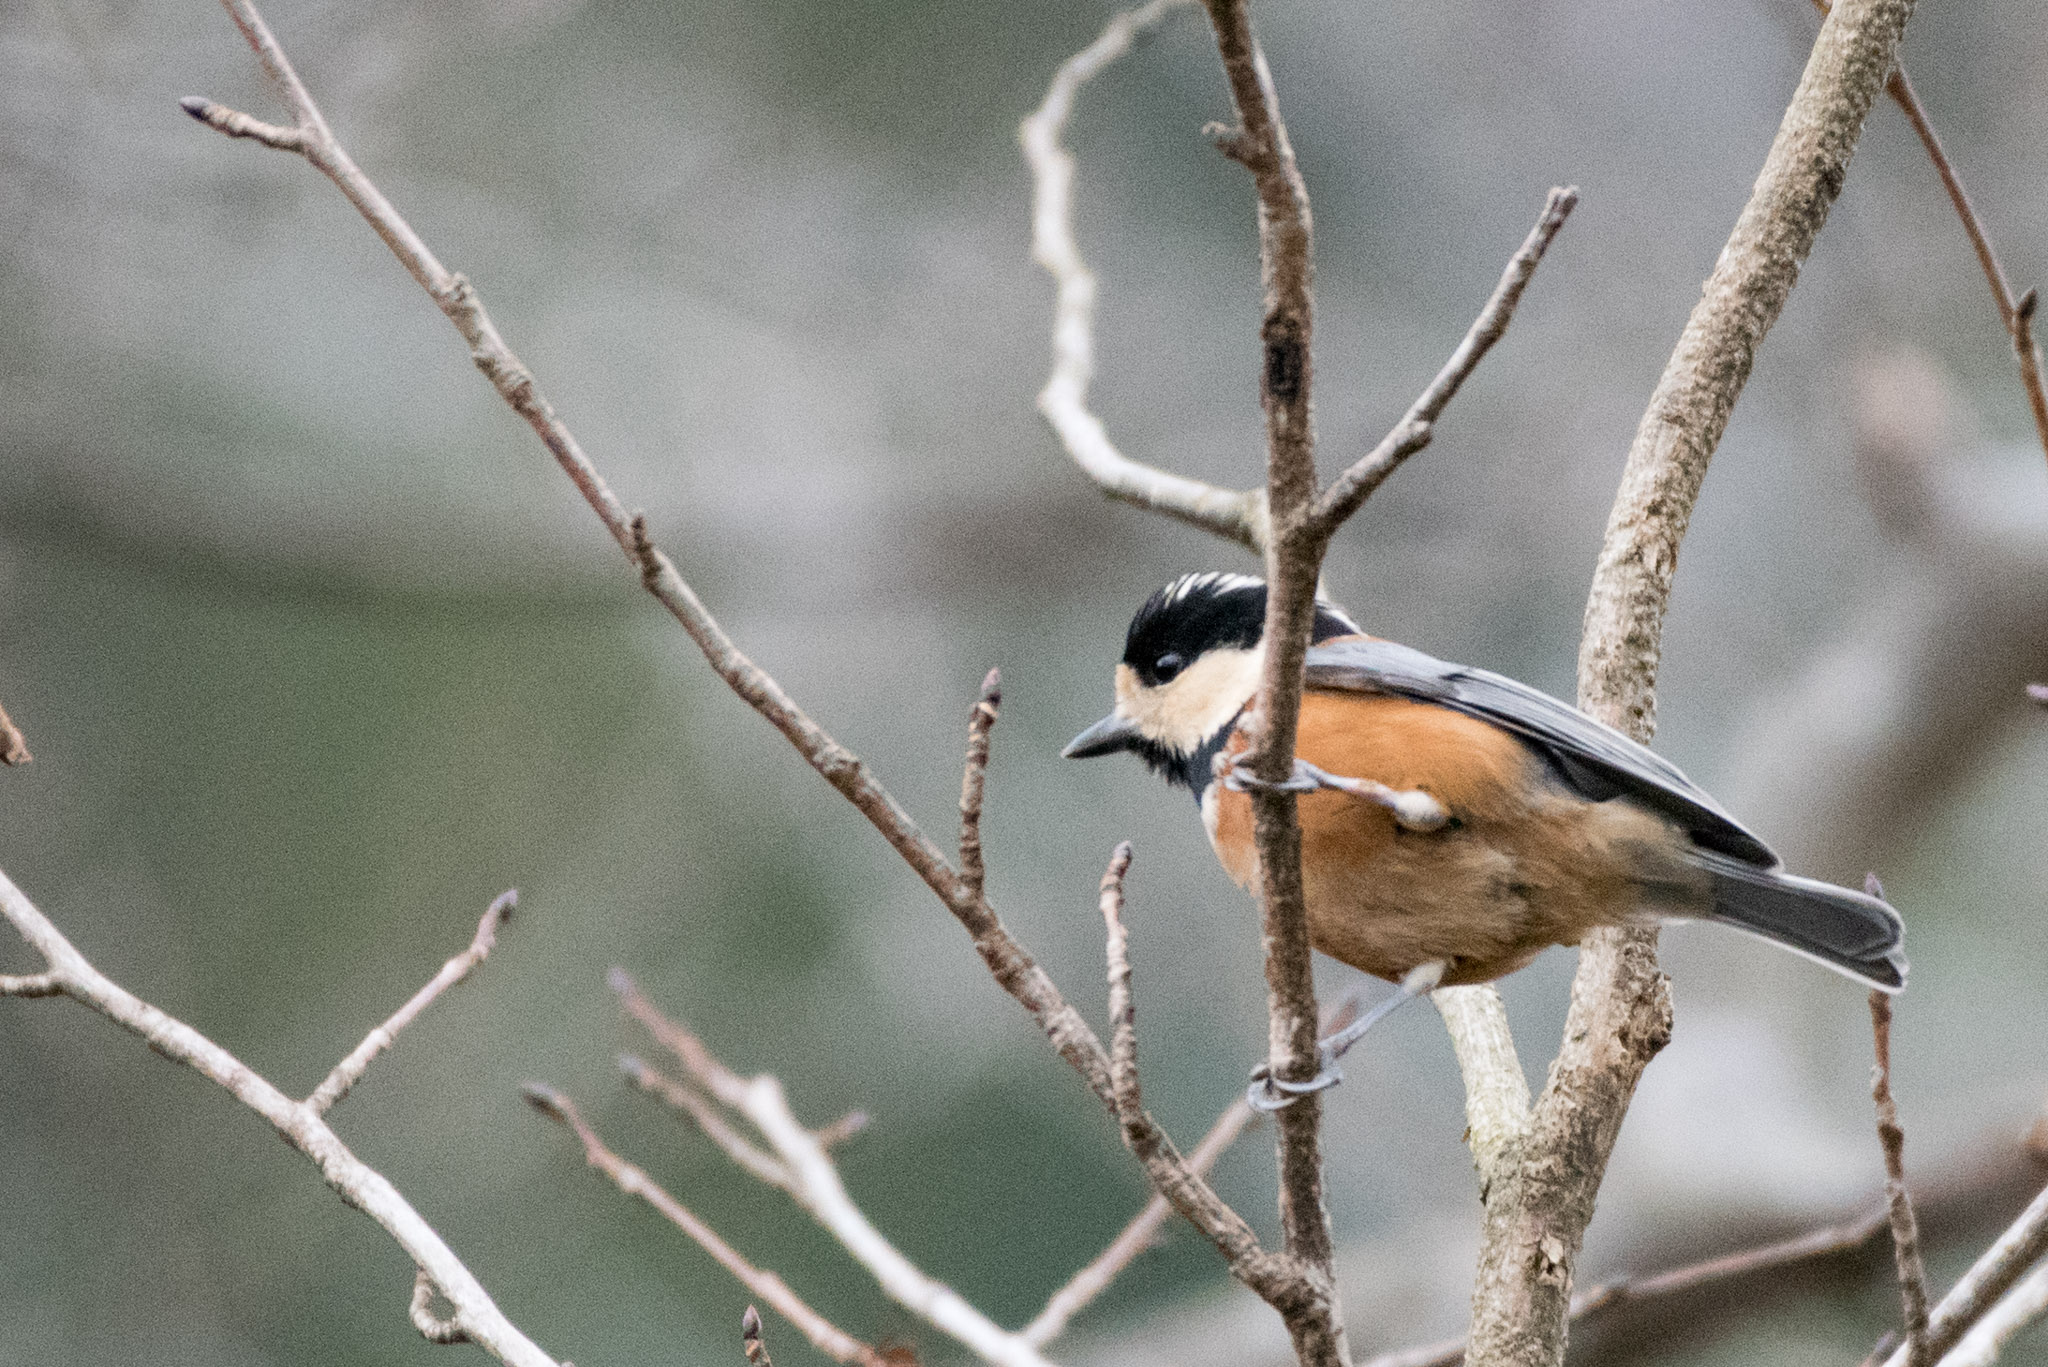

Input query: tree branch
[605,977,1058,1367]
[1809,0,2048,462]
[190,0,1123,1204]
[308,889,516,1114]
[1869,989,1932,1366]
[0,865,560,1366]
[1022,0,1268,551]
[522,1084,891,1367]
[1880,1180,2048,1367]
[1360,1200,1900,1367]
[1430,987,1530,1198]
[1194,5,1344,1363]
[1465,2,1917,1364]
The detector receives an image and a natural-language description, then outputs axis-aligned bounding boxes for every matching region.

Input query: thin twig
[814,1110,872,1151]
[1359,1201,1895,1367]
[1024,991,1372,1348]
[521,1084,888,1367]
[1943,1260,2048,1367]
[0,696,30,766]
[190,0,1137,1159]
[620,1053,795,1193]
[0,865,560,1367]
[1310,187,1579,532]
[743,1306,775,1367]
[1881,1180,2048,1366]
[308,889,516,1113]
[1022,0,1266,550]
[1870,989,1932,1365]
[958,669,1001,907]
[1196,4,1347,1363]
[1101,842,1141,1129]
[1810,0,2048,460]
[610,978,1061,1367]
[188,0,1304,1334]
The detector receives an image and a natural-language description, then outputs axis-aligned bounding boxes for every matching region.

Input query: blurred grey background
[3,0,2046,1363]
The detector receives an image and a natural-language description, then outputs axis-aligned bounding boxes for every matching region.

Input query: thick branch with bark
[0,868,558,1366]
[1458,3,1917,1365]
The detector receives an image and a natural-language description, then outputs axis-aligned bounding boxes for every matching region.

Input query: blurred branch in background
[0,870,558,1366]
[1808,0,2048,460]
[1727,349,2048,878]
[520,1082,897,1367]
[1022,0,1268,553]
[0,696,28,766]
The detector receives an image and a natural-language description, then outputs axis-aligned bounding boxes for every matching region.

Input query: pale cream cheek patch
[1114,646,1264,754]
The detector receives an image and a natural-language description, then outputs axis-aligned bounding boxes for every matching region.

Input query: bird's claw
[1222,759,1323,795]
[1247,1052,1343,1112]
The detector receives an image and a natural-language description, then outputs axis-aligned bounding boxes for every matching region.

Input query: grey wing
[1303,637,1779,868]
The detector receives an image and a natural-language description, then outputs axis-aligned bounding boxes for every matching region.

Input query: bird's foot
[1224,759,1450,832]
[1244,961,1449,1111]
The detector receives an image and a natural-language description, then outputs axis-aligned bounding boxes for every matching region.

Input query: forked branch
[1023,0,1267,551]
[522,1083,892,1367]
[0,867,559,1366]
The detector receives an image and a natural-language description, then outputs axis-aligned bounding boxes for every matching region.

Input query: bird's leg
[1247,961,1449,1112]
[1224,758,1450,832]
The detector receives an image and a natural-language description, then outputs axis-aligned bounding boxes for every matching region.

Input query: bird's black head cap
[1122,572,1360,686]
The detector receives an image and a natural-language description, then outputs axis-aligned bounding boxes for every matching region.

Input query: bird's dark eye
[1153,652,1186,683]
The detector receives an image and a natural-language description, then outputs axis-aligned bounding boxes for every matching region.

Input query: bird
[1064,572,1906,1106]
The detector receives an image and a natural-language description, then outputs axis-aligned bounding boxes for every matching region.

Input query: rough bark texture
[1463,1,1917,1364]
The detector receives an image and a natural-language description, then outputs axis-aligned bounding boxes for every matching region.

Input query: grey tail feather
[1688,850,1908,993]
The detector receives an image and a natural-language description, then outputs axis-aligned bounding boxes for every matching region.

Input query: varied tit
[1065,573,1906,1104]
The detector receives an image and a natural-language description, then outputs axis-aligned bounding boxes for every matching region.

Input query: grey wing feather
[1303,637,1779,867]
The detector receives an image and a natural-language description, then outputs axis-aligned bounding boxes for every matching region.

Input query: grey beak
[1063,712,1144,759]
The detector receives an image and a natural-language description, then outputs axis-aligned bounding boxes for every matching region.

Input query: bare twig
[610,977,1060,1367]
[744,1306,775,1367]
[1460,3,1918,1364]
[308,889,516,1113]
[1310,187,1579,532]
[958,669,1001,906]
[1193,3,1346,1362]
[1811,0,2048,460]
[1870,989,1932,1365]
[190,0,1128,1213]
[620,1053,795,1194]
[1025,991,1375,1349]
[1100,843,1142,1129]
[1943,1261,2048,1367]
[0,696,29,766]
[1881,1180,2048,1367]
[1022,0,1267,551]
[522,1084,889,1367]
[0,865,560,1367]
[815,1110,872,1150]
